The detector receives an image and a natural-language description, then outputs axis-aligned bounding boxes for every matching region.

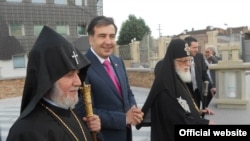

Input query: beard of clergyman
[50,83,79,109]
[176,67,192,83]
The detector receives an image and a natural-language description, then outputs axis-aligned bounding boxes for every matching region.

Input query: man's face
[189,41,199,56]
[205,48,213,58]
[89,25,116,59]
[50,70,81,109]
[175,56,191,83]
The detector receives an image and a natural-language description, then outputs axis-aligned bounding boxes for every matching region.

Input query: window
[56,25,69,35]
[84,0,87,6]
[75,0,87,6]
[9,24,24,36]
[54,0,67,5]
[32,0,46,3]
[77,24,86,36]
[34,25,44,36]
[7,0,22,2]
[75,0,82,6]
[13,55,26,69]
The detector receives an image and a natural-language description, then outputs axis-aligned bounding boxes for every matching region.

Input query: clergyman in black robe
[6,26,100,141]
[136,39,215,141]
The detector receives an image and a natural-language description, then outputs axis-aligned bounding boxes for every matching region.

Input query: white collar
[90,47,110,64]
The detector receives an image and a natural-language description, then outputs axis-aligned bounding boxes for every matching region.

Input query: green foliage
[117,14,151,45]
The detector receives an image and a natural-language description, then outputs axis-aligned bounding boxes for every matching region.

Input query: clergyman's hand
[200,107,215,115]
[131,107,144,125]
[83,114,101,132]
[126,105,136,125]
[210,87,216,96]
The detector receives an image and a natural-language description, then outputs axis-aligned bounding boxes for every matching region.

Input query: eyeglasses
[175,58,191,64]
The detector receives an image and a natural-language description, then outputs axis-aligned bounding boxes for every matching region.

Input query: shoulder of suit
[110,55,122,62]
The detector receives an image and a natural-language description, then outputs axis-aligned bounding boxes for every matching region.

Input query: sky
[103,0,250,38]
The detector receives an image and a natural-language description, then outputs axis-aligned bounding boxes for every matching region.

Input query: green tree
[117,14,151,45]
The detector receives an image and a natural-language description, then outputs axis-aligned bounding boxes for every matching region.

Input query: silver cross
[72,51,79,64]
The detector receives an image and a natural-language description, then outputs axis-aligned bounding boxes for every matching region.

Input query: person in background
[136,39,215,141]
[184,36,216,109]
[205,46,221,62]
[75,16,144,141]
[6,25,101,141]
[204,46,219,106]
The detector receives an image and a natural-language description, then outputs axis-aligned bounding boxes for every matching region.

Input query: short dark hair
[87,16,117,36]
[184,36,197,47]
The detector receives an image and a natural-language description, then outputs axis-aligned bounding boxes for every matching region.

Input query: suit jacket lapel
[109,56,121,82]
[86,50,123,100]
[194,55,199,76]
[109,56,124,95]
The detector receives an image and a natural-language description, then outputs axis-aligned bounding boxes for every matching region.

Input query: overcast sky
[103,0,250,38]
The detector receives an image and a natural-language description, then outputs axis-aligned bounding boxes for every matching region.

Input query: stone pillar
[209,45,250,109]
[157,36,171,60]
[130,41,140,63]
[207,30,218,45]
[114,44,119,56]
[0,67,2,79]
[128,40,140,68]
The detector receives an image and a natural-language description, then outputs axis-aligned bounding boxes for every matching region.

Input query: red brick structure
[0,69,154,99]
[127,69,154,88]
[0,78,25,99]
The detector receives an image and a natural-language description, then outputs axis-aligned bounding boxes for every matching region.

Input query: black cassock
[7,100,93,141]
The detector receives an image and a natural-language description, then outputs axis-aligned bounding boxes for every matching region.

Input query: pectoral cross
[72,51,79,64]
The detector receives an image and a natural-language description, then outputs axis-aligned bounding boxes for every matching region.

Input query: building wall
[0,0,99,78]
[0,59,27,78]
[0,0,97,52]
[242,40,250,62]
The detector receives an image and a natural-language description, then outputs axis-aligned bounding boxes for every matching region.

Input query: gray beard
[50,83,79,109]
[176,70,192,83]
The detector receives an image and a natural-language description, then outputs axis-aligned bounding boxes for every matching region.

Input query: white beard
[176,69,192,83]
[50,83,79,109]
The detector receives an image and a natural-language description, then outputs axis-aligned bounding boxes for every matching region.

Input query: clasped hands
[126,105,144,126]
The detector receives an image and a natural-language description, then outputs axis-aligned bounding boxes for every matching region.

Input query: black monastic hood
[136,38,189,128]
[19,25,90,119]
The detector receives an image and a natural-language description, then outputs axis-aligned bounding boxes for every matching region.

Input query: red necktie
[103,60,122,97]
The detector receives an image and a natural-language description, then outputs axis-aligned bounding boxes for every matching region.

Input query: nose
[186,60,191,66]
[73,73,82,87]
[104,36,114,44]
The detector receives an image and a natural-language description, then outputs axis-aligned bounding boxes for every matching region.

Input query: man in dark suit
[184,37,216,110]
[75,16,144,141]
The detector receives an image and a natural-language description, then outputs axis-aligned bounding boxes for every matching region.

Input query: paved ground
[0,97,20,141]
[0,88,151,141]
[1,74,250,141]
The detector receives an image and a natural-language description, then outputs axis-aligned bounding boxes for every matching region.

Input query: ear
[88,36,93,46]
